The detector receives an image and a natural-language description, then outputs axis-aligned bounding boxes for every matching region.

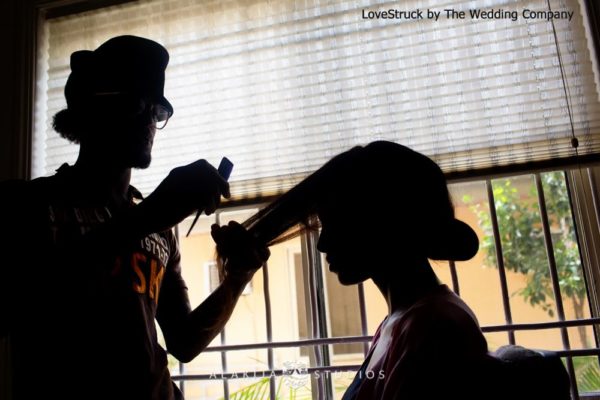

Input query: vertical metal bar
[448,260,460,296]
[567,168,600,393]
[178,362,185,394]
[486,179,516,345]
[357,283,369,356]
[301,231,323,400]
[583,169,600,371]
[540,176,577,321]
[173,225,185,394]
[568,170,600,361]
[300,232,320,400]
[534,173,578,399]
[221,327,229,399]
[301,219,333,399]
[215,212,229,399]
[262,261,277,399]
[587,169,600,237]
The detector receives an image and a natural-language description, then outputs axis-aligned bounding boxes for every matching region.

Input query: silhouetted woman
[220,140,493,399]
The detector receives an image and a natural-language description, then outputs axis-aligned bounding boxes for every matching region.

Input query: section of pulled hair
[212,147,361,285]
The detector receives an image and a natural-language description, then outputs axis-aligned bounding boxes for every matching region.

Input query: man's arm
[65,159,230,266]
[158,271,253,363]
[157,221,269,363]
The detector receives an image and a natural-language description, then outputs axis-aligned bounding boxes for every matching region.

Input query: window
[451,170,600,398]
[30,0,600,398]
[175,168,600,399]
[34,0,600,193]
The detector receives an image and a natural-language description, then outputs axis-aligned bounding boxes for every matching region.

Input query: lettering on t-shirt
[48,204,170,304]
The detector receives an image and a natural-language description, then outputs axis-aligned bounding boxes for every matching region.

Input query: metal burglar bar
[173,319,600,353]
[535,173,578,399]
[172,321,600,396]
[586,170,600,245]
[579,169,600,371]
[178,360,185,395]
[261,261,277,399]
[173,225,185,394]
[215,212,230,400]
[170,318,600,355]
[486,179,516,345]
[448,260,460,296]
[300,231,323,399]
[301,221,334,399]
[357,283,369,357]
[220,313,229,399]
[483,317,600,332]
[172,344,600,382]
[580,168,600,342]
[563,168,600,398]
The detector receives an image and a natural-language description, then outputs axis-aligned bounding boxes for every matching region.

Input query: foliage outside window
[464,172,600,393]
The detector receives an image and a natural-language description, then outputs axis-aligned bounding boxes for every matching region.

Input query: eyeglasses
[93,91,172,130]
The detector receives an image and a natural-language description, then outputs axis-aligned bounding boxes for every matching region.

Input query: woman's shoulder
[408,285,478,321]
[390,285,486,348]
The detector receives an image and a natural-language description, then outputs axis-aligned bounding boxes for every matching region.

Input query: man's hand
[161,221,270,362]
[211,221,270,283]
[136,159,230,234]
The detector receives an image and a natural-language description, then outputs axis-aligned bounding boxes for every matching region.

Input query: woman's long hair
[240,146,364,246]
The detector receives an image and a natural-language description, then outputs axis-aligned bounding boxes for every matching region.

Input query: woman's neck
[372,258,441,315]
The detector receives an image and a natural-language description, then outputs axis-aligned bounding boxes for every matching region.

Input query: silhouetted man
[0,35,268,400]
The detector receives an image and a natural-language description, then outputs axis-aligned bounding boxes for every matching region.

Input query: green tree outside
[463,172,588,347]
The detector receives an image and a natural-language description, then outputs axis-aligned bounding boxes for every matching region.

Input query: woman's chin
[335,271,368,286]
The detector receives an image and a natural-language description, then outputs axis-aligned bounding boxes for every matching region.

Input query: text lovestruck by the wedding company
[361,8,574,22]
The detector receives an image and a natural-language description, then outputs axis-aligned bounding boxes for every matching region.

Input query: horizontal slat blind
[34,0,600,199]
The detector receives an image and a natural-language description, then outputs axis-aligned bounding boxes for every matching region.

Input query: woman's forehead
[316,192,356,221]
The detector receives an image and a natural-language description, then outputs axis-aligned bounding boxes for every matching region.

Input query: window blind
[33,0,600,199]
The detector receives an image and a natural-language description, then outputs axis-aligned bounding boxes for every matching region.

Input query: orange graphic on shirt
[131,252,165,304]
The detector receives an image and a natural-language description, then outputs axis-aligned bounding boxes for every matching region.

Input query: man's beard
[131,151,152,169]
[123,133,153,169]
[107,143,152,169]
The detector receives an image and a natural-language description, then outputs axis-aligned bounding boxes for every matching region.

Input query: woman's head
[242,141,478,284]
